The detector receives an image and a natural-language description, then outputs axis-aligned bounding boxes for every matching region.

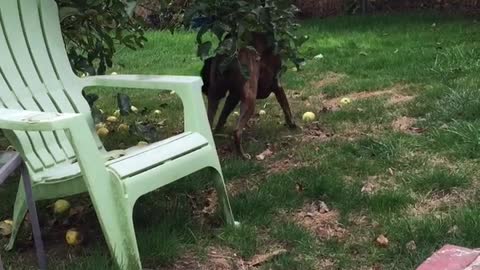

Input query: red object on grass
[417,245,480,270]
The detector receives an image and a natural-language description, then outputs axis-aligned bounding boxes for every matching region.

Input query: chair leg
[92,197,141,269]
[5,182,27,251]
[211,168,238,227]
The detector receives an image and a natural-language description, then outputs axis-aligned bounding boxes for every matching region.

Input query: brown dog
[201,34,296,159]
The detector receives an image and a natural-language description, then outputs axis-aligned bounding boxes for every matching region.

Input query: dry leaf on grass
[361,182,377,195]
[295,182,305,193]
[256,148,274,161]
[406,240,417,251]
[247,249,288,267]
[448,225,459,235]
[376,235,389,248]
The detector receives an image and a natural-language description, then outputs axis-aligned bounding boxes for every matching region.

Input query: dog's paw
[286,122,298,130]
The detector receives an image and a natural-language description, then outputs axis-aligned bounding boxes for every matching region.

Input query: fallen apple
[302,112,316,122]
[137,141,149,147]
[66,229,83,246]
[54,199,71,215]
[95,122,106,130]
[96,127,109,137]
[0,220,13,236]
[106,116,118,123]
[118,124,129,133]
[340,97,352,105]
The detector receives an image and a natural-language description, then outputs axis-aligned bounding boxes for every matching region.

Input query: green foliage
[57,0,147,75]
[184,0,308,75]
[136,0,191,30]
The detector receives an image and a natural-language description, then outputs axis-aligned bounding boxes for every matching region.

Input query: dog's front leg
[207,98,220,128]
[273,81,297,129]
[234,49,260,159]
[234,94,255,160]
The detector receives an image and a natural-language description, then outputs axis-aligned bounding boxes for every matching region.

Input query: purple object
[0,152,47,270]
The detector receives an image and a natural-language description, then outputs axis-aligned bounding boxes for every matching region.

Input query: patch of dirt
[189,188,219,226]
[161,246,290,270]
[345,174,397,194]
[302,124,334,142]
[323,89,394,112]
[292,201,348,240]
[387,93,416,106]
[190,179,257,226]
[163,246,246,270]
[267,158,307,175]
[315,259,336,270]
[315,83,415,112]
[312,72,347,89]
[336,123,386,141]
[408,190,472,217]
[391,116,425,134]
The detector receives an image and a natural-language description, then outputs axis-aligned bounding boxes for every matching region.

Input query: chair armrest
[81,74,214,144]
[0,109,112,193]
[0,109,83,132]
[82,75,203,92]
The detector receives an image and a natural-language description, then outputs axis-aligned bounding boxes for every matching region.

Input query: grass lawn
[1,12,480,269]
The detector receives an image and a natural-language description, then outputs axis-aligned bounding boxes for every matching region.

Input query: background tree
[57,0,146,75]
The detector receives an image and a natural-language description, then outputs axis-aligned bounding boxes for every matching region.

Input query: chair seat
[36,132,209,182]
[106,132,208,179]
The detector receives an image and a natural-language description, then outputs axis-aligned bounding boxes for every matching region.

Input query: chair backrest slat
[38,0,103,150]
[0,78,44,170]
[39,0,93,115]
[0,3,68,166]
[20,0,79,158]
[20,0,76,113]
[0,0,105,173]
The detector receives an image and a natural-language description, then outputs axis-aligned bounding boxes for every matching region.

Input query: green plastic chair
[0,0,237,269]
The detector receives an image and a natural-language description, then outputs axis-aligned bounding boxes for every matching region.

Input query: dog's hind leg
[273,80,297,129]
[215,94,240,133]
